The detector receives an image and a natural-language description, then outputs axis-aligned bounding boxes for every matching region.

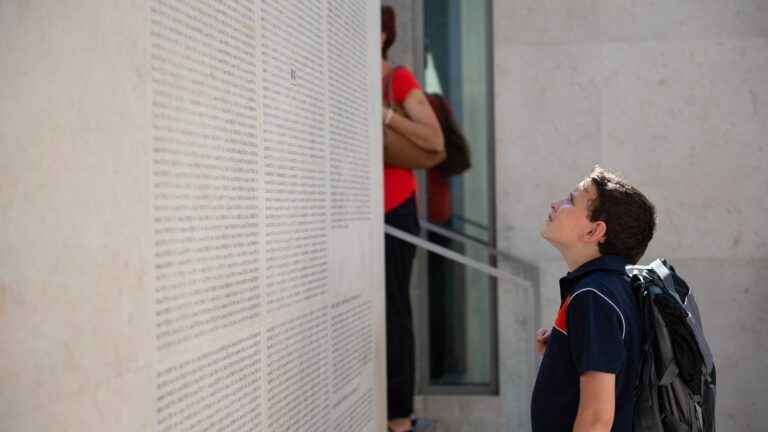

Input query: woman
[381,6,445,432]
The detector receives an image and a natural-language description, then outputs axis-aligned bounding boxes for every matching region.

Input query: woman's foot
[411,417,435,431]
[388,417,412,432]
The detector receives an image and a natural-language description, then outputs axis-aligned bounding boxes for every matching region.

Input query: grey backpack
[627,259,716,432]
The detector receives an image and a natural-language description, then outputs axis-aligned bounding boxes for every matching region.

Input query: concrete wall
[493,1,768,431]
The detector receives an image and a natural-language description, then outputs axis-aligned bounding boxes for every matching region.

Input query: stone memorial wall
[0,1,385,431]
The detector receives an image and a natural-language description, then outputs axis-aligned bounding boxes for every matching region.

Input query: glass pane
[428,237,494,385]
[424,0,495,388]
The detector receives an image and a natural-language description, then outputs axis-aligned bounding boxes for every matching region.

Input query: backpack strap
[658,362,679,386]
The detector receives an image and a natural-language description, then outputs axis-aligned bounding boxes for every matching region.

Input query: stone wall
[0,1,386,430]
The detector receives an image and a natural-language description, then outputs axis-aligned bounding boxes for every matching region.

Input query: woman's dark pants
[384,196,419,420]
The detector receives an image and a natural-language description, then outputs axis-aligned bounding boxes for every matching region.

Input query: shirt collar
[559,255,628,300]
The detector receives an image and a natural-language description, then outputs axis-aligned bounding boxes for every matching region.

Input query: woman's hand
[382,106,394,125]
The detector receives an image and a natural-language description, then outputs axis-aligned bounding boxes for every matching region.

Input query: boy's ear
[585,220,607,244]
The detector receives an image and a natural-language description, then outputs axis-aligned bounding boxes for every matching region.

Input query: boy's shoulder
[569,263,630,297]
[567,269,635,321]
[561,256,637,326]
[573,269,629,295]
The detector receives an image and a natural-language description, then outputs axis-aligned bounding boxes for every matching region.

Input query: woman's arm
[383,126,445,168]
[384,89,444,153]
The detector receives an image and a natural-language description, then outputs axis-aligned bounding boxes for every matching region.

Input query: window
[419,0,497,393]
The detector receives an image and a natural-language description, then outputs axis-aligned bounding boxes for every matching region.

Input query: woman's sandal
[388,415,435,431]
[411,417,434,431]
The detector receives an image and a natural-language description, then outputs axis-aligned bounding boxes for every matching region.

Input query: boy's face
[540,179,603,248]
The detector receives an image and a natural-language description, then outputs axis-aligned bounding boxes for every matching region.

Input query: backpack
[426,93,471,177]
[627,259,717,432]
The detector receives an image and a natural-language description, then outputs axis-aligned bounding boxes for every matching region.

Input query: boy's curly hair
[587,166,656,264]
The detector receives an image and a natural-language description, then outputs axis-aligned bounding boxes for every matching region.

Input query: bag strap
[658,362,679,386]
[428,93,446,125]
[384,65,403,108]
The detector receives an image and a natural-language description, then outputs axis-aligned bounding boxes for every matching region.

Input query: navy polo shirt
[531,255,640,432]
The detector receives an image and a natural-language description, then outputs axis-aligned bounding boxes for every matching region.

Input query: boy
[531,166,656,432]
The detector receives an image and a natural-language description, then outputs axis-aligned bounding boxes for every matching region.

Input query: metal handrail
[420,219,513,261]
[419,220,540,287]
[385,224,532,288]
[451,214,489,231]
